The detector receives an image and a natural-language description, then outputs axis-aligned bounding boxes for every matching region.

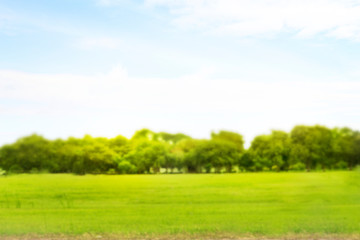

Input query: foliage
[117,160,137,174]
[0,126,359,174]
[211,130,245,152]
[247,131,291,171]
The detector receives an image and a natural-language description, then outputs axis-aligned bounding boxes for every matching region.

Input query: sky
[1,0,360,147]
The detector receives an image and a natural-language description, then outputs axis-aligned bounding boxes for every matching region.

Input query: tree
[211,130,245,152]
[332,128,360,170]
[354,131,360,167]
[109,135,130,156]
[290,125,333,171]
[248,131,291,171]
[0,134,55,172]
[183,139,239,173]
[57,135,119,174]
[131,129,157,141]
[122,140,169,173]
[0,126,358,175]
[173,139,203,173]
[157,132,191,144]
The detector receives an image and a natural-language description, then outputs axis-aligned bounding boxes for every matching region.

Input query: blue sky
[1,0,360,147]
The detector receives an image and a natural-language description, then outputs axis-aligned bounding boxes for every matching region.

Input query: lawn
[0,171,359,239]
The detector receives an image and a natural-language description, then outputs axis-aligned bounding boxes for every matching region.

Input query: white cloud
[1,66,360,145]
[0,8,19,35]
[76,37,122,50]
[95,0,128,6]
[145,0,360,40]
[0,12,10,28]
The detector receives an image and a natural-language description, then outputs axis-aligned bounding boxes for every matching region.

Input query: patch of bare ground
[0,233,359,240]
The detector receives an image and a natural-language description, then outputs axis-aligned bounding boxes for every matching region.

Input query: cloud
[1,66,360,145]
[76,37,122,50]
[0,11,11,27]
[1,65,360,118]
[0,65,126,110]
[0,7,19,35]
[95,0,129,6]
[145,0,360,40]
[0,6,85,37]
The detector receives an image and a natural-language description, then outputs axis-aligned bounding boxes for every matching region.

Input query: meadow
[0,171,359,239]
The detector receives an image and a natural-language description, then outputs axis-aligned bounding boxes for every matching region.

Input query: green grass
[0,171,359,238]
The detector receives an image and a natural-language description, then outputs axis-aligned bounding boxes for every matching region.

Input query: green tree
[131,129,157,141]
[0,134,56,172]
[108,135,130,156]
[211,130,245,152]
[157,132,191,144]
[332,128,360,170]
[290,125,333,171]
[184,139,239,173]
[122,140,168,173]
[248,131,291,171]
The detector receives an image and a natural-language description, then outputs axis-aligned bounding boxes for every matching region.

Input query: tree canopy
[0,126,359,175]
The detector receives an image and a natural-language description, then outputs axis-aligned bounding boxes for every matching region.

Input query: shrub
[289,162,306,171]
[30,168,39,174]
[72,161,85,175]
[271,165,279,172]
[118,160,137,174]
[204,163,212,173]
[9,165,23,174]
[334,161,347,170]
[107,168,117,175]
[91,169,102,175]
[262,167,270,172]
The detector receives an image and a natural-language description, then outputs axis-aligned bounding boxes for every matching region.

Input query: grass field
[0,171,359,239]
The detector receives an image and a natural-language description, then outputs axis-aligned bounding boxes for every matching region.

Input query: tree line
[0,125,359,175]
